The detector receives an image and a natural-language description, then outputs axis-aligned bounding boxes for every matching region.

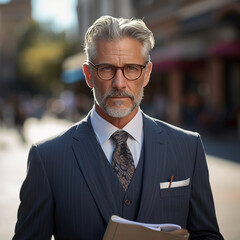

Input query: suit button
[124,199,131,206]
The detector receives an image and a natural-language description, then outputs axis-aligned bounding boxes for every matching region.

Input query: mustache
[104,90,134,100]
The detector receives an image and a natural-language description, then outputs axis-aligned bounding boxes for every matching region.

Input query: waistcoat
[97,142,145,221]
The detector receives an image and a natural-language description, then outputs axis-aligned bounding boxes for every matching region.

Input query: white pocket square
[160,178,190,189]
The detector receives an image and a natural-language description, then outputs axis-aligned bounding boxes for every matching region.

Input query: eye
[125,65,139,72]
[99,65,114,72]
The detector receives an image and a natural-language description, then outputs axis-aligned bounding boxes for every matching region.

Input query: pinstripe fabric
[12,111,223,240]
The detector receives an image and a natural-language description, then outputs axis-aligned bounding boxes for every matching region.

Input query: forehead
[94,37,145,65]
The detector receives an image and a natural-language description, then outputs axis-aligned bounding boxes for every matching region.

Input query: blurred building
[77,0,133,44]
[62,0,134,83]
[62,0,240,134]
[0,0,32,97]
[133,0,240,131]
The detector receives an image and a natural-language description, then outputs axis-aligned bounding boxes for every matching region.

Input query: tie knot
[111,130,129,145]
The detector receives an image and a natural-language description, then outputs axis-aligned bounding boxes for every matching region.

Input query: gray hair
[84,15,155,62]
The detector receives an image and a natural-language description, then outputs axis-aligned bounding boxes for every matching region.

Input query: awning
[61,52,86,83]
[61,68,85,84]
[62,52,86,71]
[152,60,204,71]
[208,41,240,58]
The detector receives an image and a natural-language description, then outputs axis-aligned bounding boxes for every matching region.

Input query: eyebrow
[92,63,145,66]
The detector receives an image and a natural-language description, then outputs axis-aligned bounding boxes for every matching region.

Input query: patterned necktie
[111,130,135,191]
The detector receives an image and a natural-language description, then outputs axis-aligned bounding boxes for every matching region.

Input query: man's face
[84,37,152,118]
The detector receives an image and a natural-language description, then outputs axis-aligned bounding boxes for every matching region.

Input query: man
[13,16,223,240]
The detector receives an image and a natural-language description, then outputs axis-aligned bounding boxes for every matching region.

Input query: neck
[95,103,138,129]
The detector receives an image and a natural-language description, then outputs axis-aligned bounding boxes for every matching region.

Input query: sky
[0,0,78,32]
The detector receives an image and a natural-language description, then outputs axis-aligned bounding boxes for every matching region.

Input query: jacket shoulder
[33,115,90,150]
[143,113,200,139]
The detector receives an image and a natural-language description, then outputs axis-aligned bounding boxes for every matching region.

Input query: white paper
[111,215,181,232]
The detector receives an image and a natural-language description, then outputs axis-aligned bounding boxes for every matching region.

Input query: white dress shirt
[90,106,144,167]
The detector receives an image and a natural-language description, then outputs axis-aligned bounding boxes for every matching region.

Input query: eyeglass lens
[97,64,144,80]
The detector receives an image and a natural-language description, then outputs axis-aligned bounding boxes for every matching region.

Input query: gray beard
[93,88,144,118]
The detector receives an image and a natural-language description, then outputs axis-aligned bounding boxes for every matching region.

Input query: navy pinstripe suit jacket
[13,111,223,240]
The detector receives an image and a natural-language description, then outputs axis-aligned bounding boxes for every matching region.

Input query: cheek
[130,81,144,95]
[94,81,111,95]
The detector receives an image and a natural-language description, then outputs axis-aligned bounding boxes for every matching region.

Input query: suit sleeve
[187,134,224,240]
[13,145,54,240]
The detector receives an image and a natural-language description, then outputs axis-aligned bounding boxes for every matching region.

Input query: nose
[111,68,127,90]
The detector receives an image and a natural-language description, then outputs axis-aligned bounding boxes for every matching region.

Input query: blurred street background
[0,0,240,239]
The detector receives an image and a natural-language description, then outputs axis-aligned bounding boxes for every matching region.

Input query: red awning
[208,41,240,58]
[152,59,204,71]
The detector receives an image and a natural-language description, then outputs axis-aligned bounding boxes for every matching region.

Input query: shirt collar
[91,105,143,146]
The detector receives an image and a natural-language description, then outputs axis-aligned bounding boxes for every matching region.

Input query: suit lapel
[136,113,166,222]
[72,114,120,224]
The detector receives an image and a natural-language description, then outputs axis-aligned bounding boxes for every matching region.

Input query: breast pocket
[160,185,191,198]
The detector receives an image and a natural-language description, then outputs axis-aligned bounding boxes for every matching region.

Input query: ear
[83,63,93,88]
[143,61,152,87]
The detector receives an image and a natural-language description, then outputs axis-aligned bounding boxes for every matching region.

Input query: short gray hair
[84,15,155,62]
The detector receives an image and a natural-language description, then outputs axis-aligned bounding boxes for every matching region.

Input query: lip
[110,97,130,102]
[110,96,129,99]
